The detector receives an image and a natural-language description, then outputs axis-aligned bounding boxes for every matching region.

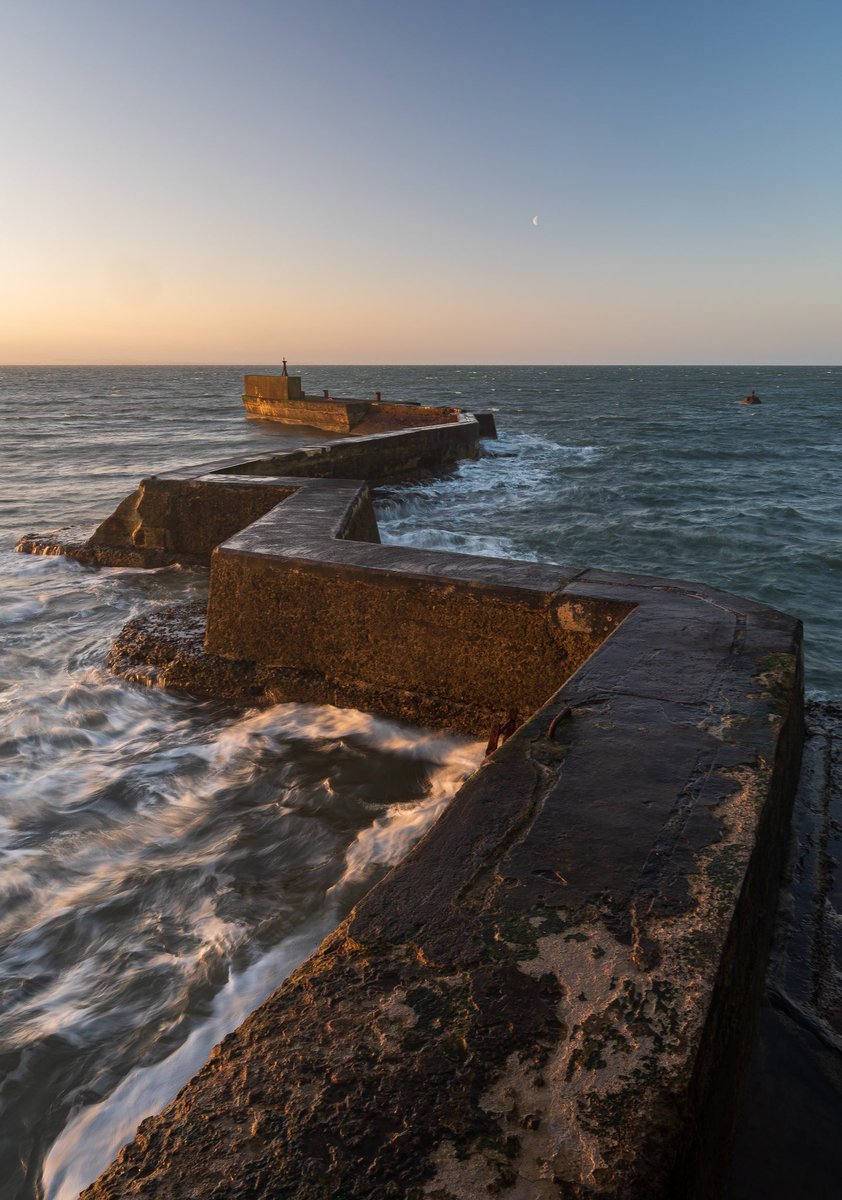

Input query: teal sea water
[1,364,841,1198]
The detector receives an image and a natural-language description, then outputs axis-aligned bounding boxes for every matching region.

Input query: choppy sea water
[2,364,841,1198]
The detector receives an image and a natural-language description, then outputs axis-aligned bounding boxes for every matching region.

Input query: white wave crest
[40,916,335,1200]
[334,745,480,889]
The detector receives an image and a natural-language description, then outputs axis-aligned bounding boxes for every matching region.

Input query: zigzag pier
[16,383,803,1199]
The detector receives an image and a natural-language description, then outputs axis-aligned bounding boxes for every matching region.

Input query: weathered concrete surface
[199,478,627,736]
[471,409,498,439]
[241,373,496,438]
[84,578,802,1200]
[224,416,482,485]
[15,478,297,568]
[17,402,804,1198]
[725,700,842,1199]
[244,373,305,402]
[242,375,464,436]
[92,476,298,567]
[110,496,628,736]
[243,392,372,431]
[109,597,604,738]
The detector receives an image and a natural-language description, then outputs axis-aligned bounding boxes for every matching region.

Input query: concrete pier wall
[90,475,298,565]
[16,405,804,1199]
[243,392,372,431]
[86,566,803,1200]
[222,413,481,483]
[241,374,465,435]
[15,416,481,569]
[203,480,630,736]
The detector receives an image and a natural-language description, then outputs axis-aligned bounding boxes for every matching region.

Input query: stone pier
[242,373,497,437]
[16,402,803,1199]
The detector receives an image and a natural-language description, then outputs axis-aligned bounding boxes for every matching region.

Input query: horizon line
[2,362,841,370]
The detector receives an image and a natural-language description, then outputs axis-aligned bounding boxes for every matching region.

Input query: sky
[2,0,841,365]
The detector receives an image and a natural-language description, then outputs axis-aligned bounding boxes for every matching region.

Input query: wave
[20,695,481,1200]
[40,917,335,1200]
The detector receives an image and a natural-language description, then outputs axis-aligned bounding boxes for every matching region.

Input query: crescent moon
[531,215,539,226]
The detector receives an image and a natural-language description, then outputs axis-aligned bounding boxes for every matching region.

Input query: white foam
[41,915,335,1200]
[209,701,477,766]
[0,598,48,625]
[335,748,480,889]
[381,525,532,559]
[34,701,481,1199]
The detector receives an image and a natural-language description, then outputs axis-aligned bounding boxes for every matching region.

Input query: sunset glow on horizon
[3,0,842,366]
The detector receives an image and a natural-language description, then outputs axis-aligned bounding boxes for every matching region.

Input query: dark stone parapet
[471,409,498,438]
[17,402,804,1198]
[201,479,628,736]
[86,580,802,1200]
[726,700,842,1195]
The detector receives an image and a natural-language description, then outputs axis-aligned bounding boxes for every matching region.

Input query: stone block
[243,374,303,401]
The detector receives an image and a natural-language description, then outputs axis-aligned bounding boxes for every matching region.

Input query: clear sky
[2,0,841,364]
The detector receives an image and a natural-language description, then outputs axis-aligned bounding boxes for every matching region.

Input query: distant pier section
[243,371,497,437]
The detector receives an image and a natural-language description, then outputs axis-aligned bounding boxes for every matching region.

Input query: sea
[1,364,841,1200]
